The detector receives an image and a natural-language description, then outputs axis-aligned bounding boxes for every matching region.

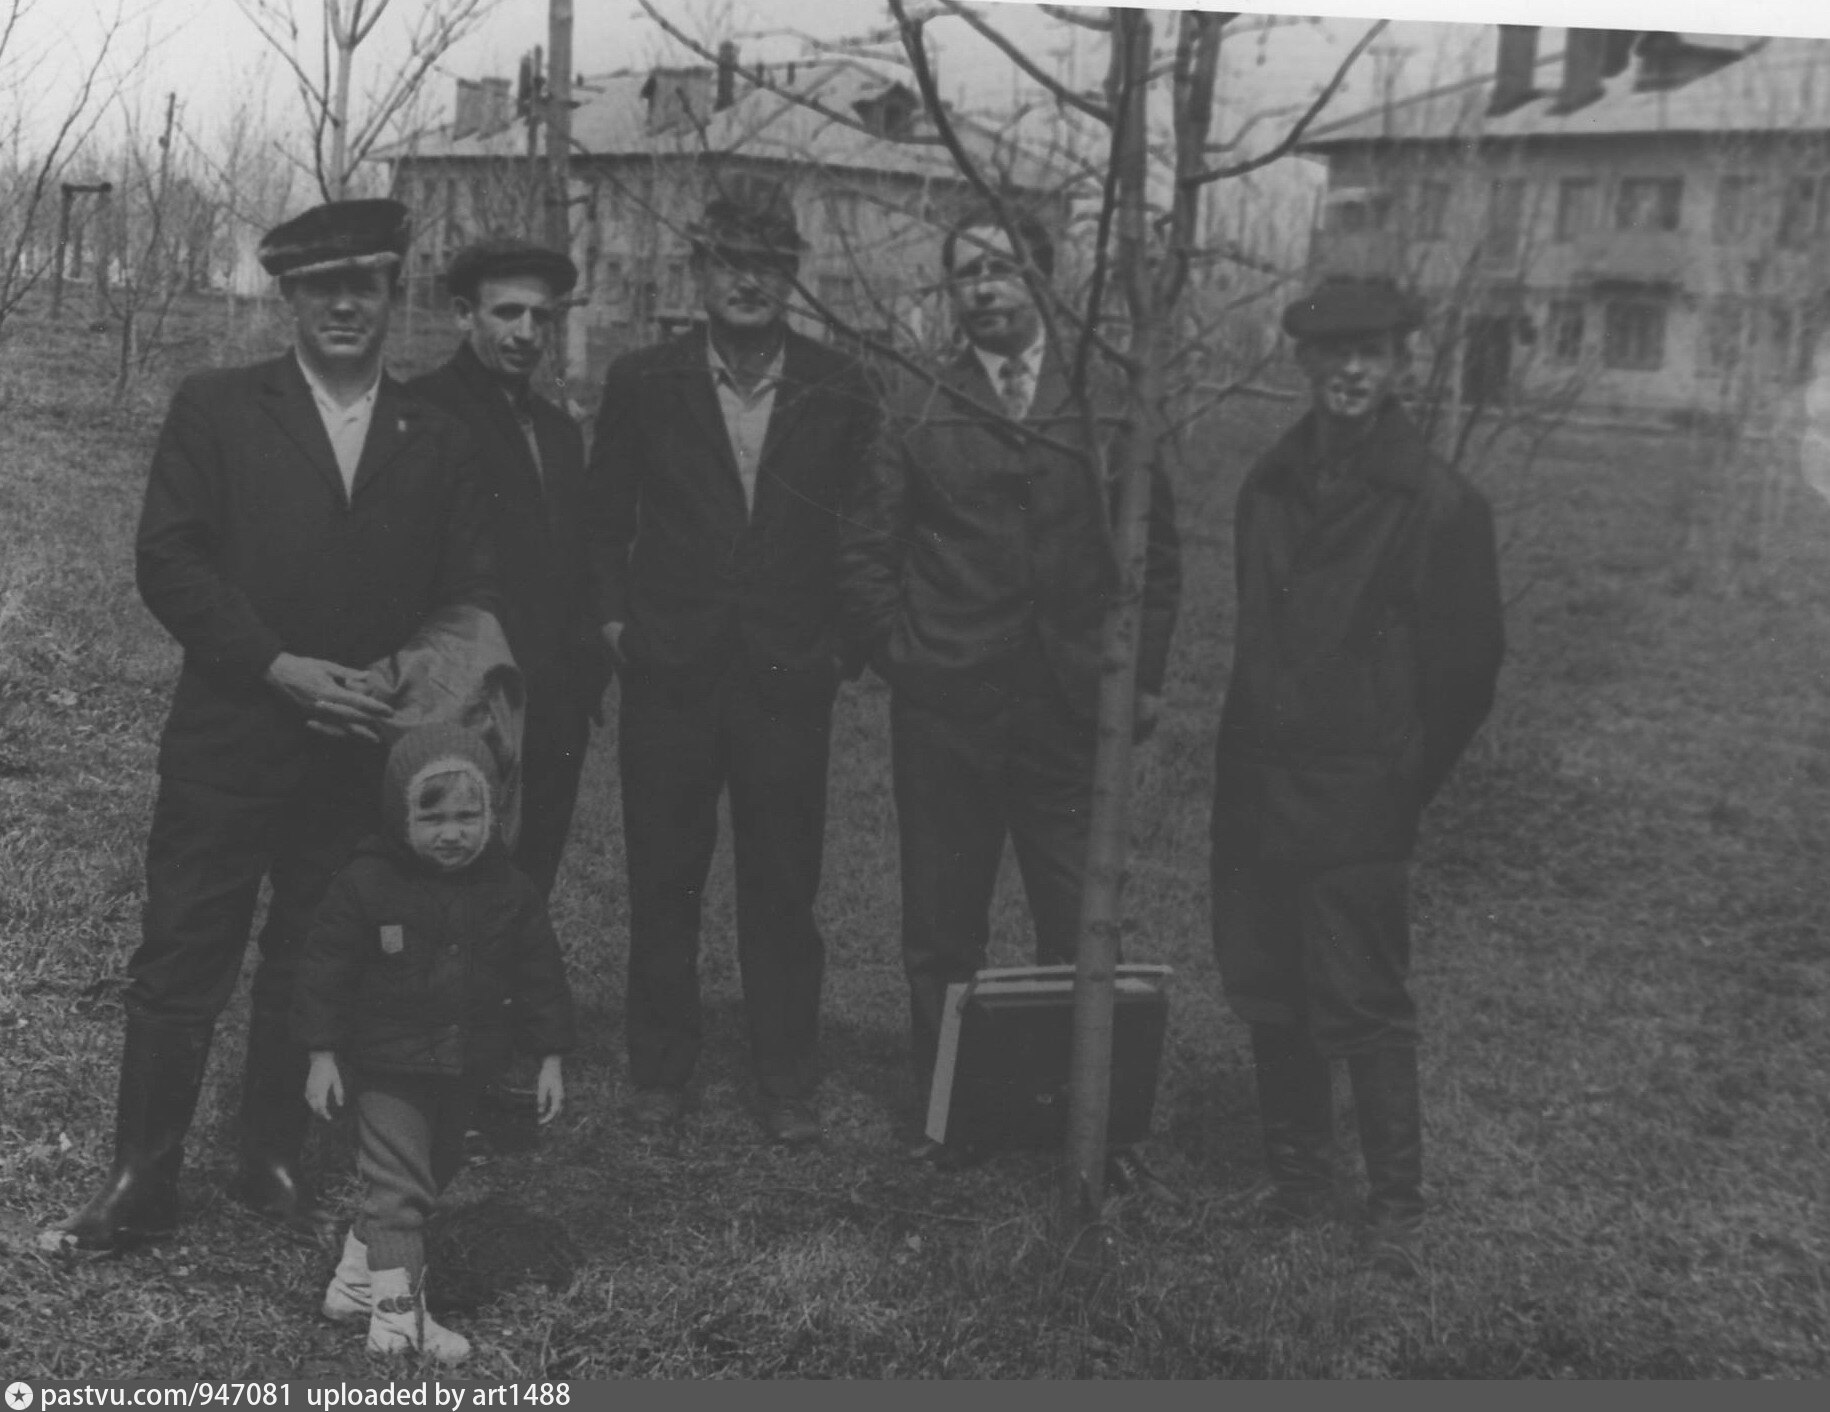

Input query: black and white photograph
[1,0,1827,1381]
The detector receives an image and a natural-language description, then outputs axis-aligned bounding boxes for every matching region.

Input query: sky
[13,0,1830,161]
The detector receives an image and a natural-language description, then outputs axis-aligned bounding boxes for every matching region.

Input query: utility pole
[547,0,576,387]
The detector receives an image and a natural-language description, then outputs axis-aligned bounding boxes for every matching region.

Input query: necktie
[998,354,1032,421]
[508,388,543,487]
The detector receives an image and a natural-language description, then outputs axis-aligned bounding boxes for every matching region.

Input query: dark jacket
[582,325,879,702]
[839,344,1181,719]
[1212,401,1504,867]
[135,354,496,795]
[403,345,608,703]
[293,837,575,1076]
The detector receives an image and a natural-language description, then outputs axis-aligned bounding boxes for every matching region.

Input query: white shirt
[708,338,784,515]
[296,351,380,498]
[973,327,1046,421]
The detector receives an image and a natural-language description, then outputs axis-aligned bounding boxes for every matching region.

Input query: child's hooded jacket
[293,724,575,1075]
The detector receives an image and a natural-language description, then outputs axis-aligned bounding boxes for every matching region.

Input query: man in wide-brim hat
[1207,274,1504,1277]
[55,198,498,1253]
[406,237,607,900]
[583,180,876,1147]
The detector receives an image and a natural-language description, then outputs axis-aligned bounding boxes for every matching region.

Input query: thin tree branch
[1182,19,1385,187]
[932,0,1111,122]
[1038,4,1110,30]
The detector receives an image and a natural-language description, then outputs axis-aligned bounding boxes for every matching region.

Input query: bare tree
[0,0,141,340]
[234,0,502,201]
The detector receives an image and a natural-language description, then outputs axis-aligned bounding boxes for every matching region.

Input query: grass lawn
[2,293,1827,1378]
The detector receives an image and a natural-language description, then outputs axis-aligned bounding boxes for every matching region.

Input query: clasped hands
[265,652,393,742]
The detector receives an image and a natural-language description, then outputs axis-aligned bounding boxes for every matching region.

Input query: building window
[1324,188,1392,234]
[1700,300,1745,374]
[662,260,687,309]
[1777,175,1830,248]
[1414,181,1451,241]
[1602,298,1668,370]
[1715,175,1758,242]
[1547,298,1586,363]
[1486,178,1527,261]
[1554,179,1595,242]
[1614,177,1683,232]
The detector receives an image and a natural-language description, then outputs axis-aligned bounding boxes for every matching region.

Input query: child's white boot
[367,1266,470,1364]
[322,1229,370,1322]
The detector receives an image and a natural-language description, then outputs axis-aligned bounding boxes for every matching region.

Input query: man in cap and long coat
[56,200,497,1250]
[405,239,608,897]
[584,184,878,1145]
[1210,275,1504,1275]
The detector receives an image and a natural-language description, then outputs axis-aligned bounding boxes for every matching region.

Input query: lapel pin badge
[380,923,405,955]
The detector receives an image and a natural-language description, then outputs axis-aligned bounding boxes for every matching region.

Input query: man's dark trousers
[129,756,377,1032]
[618,662,832,1101]
[516,661,593,897]
[890,673,1095,1084]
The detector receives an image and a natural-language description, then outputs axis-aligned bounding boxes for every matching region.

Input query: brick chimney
[479,77,513,135]
[716,41,738,111]
[1553,27,1608,114]
[1488,25,1540,117]
[452,79,484,139]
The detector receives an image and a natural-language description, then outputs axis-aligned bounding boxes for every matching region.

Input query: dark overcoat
[402,344,605,699]
[1212,400,1504,867]
[135,354,496,795]
[582,325,879,702]
[838,345,1181,718]
[292,837,575,1076]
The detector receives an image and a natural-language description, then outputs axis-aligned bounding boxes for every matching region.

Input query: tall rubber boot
[230,1009,332,1237]
[1347,1047,1425,1277]
[56,1016,213,1250]
[1250,1024,1337,1224]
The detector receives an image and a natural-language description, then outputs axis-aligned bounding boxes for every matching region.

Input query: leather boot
[230,1010,332,1236]
[56,1016,213,1250]
[1347,1047,1425,1277]
[1250,1024,1337,1225]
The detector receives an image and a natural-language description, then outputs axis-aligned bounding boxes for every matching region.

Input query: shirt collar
[973,325,1047,387]
[295,349,380,417]
[707,335,785,393]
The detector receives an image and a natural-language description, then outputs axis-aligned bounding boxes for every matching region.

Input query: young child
[293,724,575,1363]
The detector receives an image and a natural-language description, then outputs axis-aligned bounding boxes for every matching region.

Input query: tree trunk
[328,2,355,198]
[547,0,574,387]
[1062,4,1162,1226]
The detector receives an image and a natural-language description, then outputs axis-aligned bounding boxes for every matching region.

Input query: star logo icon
[6,1382,34,1410]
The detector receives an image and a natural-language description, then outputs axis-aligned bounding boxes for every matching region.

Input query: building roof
[380,59,1065,193]
[1301,35,1830,150]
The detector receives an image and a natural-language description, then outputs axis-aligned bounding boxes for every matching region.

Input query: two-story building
[381,49,1064,386]
[1300,28,1830,418]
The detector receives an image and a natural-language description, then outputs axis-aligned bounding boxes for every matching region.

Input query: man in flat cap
[1208,275,1503,1275]
[405,239,606,896]
[57,199,496,1250]
[584,182,877,1145]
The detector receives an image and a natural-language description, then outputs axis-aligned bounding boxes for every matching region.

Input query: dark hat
[1282,275,1423,341]
[445,237,578,301]
[259,199,411,279]
[687,180,806,259]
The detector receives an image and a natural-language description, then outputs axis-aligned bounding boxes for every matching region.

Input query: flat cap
[445,238,578,301]
[1282,275,1422,341]
[259,199,410,279]
[688,180,806,259]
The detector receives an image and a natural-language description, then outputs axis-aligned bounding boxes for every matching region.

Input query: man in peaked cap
[405,238,607,898]
[583,180,878,1146]
[1208,274,1503,1276]
[55,199,497,1251]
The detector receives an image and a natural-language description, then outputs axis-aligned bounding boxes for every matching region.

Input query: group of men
[54,183,1502,1279]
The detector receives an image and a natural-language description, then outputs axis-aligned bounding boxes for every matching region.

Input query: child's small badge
[379,923,404,955]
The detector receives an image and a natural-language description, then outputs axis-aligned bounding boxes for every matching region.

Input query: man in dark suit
[1210,276,1503,1277]
[584,186,877,1145]
[839,208,1182,1130]
[405,239,607,896]
[56,200,496,1250]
